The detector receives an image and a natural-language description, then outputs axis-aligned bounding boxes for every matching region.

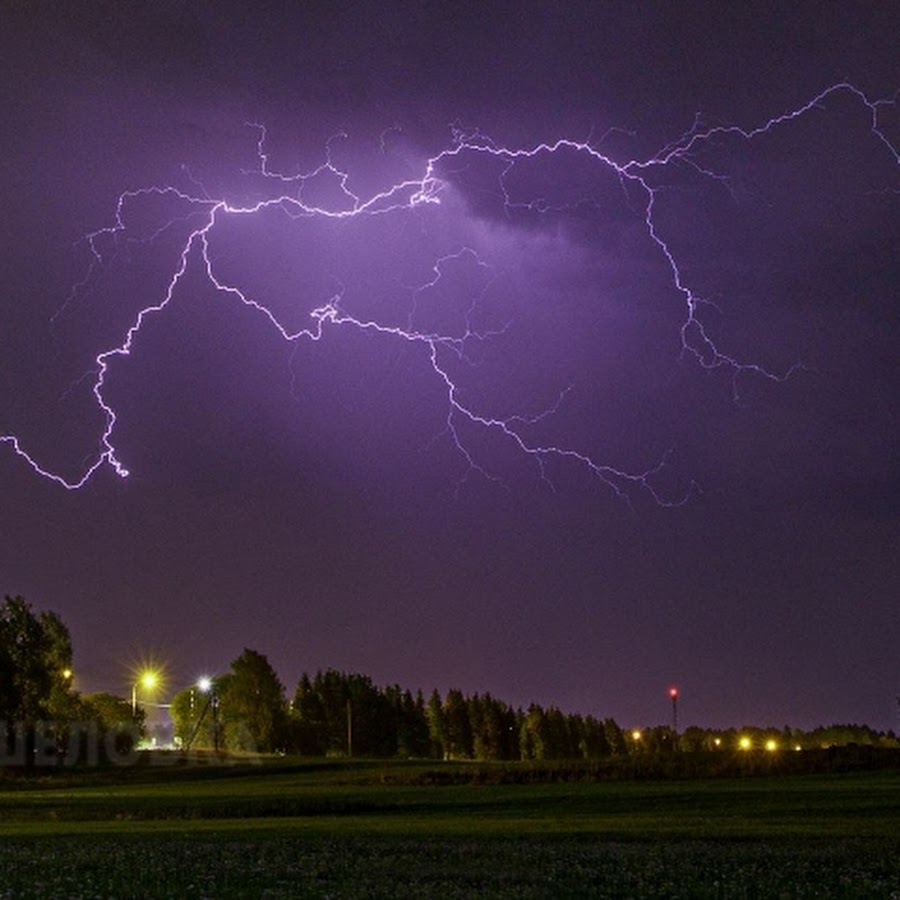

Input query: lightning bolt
[3,82,897,502]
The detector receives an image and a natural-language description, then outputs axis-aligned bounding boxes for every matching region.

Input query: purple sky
[1,3,897,731]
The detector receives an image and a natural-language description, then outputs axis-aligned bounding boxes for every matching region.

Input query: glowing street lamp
[739,736,752,751]
[132,670,159,715]
[197,676,219,752]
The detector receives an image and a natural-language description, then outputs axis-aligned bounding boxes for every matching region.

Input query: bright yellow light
[739,736,752,750]
[128,655,168,707]
[62,668,73,680]
[197,677,212,692]
[765,739,778,752]
[631,730,642,741]
[713,737,721,747]
[794,744,802,752]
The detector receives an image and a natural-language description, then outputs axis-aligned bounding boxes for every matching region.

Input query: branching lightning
[3,83,897,501]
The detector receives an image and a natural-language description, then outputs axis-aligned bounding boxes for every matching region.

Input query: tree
[304,669,354,755]
[1,596,73,719]
[603,717,628,755]
[520,704,548,760]
[544,706,572,759]
[443,689,473,759]
[219,649,288,753]
[0,596,76,764]
[291,673,326,755]
[578,715,611,759]
[469,693,518,760]
[396,689,430,758]
[426,689,446,759]
[81,692,142,757]
[681,726,713,753]
[343,673,393,757]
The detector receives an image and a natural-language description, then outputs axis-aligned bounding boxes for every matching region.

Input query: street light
[197,676,219,752]
[132,670,159,715]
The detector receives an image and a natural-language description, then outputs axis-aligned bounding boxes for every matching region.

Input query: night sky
[1,3,897,731]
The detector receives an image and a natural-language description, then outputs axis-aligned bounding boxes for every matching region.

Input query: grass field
[1,755,898,897]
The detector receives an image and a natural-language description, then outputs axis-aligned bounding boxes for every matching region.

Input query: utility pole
[346,699,352,758]
[212,690,219,753]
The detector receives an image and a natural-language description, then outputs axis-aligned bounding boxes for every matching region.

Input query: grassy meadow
[1,754,898,897]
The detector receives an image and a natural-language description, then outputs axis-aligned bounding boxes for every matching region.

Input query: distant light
[631,730,642,741]
[794,744,802,752]
[739,736,752,750]
[140,671,158,690]
[197,677,212,692]
[765,739,778,752]
[669,687,679,699]
[62,668,73,680]
[713,737,721,747]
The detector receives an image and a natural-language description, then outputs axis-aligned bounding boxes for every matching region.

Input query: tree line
[1,596,142,763]
[3,596,898,764]
[171,660,632,760]
[170,649,899,758]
